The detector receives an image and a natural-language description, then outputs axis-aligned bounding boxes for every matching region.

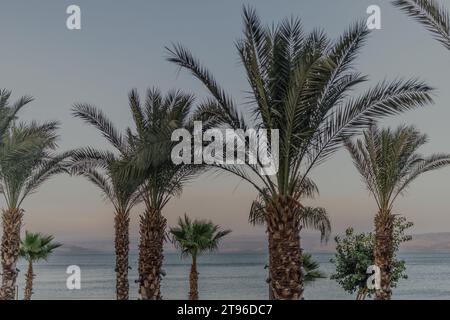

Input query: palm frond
[70,147,116,173]
[305,79,433,172]
[169,214,231,258]
[72,103,126,153]
[0,121,61,209]
[20,231,61,262]
[20,151,73,205]
[395,153,450,198]
[302,253,326,283]
[298,207,331,242]
[166,44,245,130]
[393,0,450,50]
[80,167,116,206]
[0,90,34,138]
[346,124,450,211]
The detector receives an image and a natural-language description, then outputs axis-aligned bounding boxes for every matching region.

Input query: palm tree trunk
[114,211,129,300]
[189,256,199,300]
[138,207,166,300]
[374,211,394,300]
[356,287,368,300]
[267,230,274,300]
[23,261,34,300]
[268,279,274,300]
[0,208,23,300]
[266,198,303,300]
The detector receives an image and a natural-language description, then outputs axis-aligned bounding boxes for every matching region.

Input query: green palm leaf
[345,124,450,211]
[19,231,61,262]
[169,214,231,259]
[393,0,450,50]
[167,6,434,207]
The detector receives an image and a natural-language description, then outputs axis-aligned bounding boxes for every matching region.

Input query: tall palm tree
[19,231,61,300]
[0,121,69,300]
[345,125,450,299]
[169,214,231,300]
[71,103,143,300]
[114,88,201,300]
[393,0,450,51]
[166,6,434,299]
[0,89,34,300]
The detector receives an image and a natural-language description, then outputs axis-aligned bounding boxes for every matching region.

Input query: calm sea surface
[14,251,450,300]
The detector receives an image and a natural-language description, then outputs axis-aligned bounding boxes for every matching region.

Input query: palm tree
[166,6,434,299]
[393,0,450,51]
[345,125,450,299]
[111,88,201,300]
[71,104,143,300]
[0,121,69,300]
[169,214,231,300]
[0,89,34,300]
[19,231,61,300]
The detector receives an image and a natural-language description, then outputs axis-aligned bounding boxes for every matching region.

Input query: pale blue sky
[0,0,449,242]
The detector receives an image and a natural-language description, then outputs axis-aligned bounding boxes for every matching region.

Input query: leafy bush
[330,216,412,299]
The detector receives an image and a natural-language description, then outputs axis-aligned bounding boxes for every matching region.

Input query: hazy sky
[1,0,449,243]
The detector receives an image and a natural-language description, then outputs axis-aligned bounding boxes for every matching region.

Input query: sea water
[14,251,450,300]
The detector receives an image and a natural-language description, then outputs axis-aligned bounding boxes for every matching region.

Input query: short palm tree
[345,125,450,299]
[167,6,434,299]
[393,0,450,51]
[114,88,201,300]
[19,231,61,300]
[72,104,143,300]
[0,121,69,300]
[169,214,231,300]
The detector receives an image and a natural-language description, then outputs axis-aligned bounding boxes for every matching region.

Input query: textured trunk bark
[356,287,367,300]
[138,208,166,300]
[374,211,394,300]
[0,208,23,300]
[189,257,199,300]
[114,211,130,300]
[266,197,303,300]
[267,229,274,300]
[23,261,34,300]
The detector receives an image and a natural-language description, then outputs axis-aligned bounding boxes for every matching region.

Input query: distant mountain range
[176,232,450,253]
[294,232,450,253]
[59,232,450,253]
[400,233,450,252]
